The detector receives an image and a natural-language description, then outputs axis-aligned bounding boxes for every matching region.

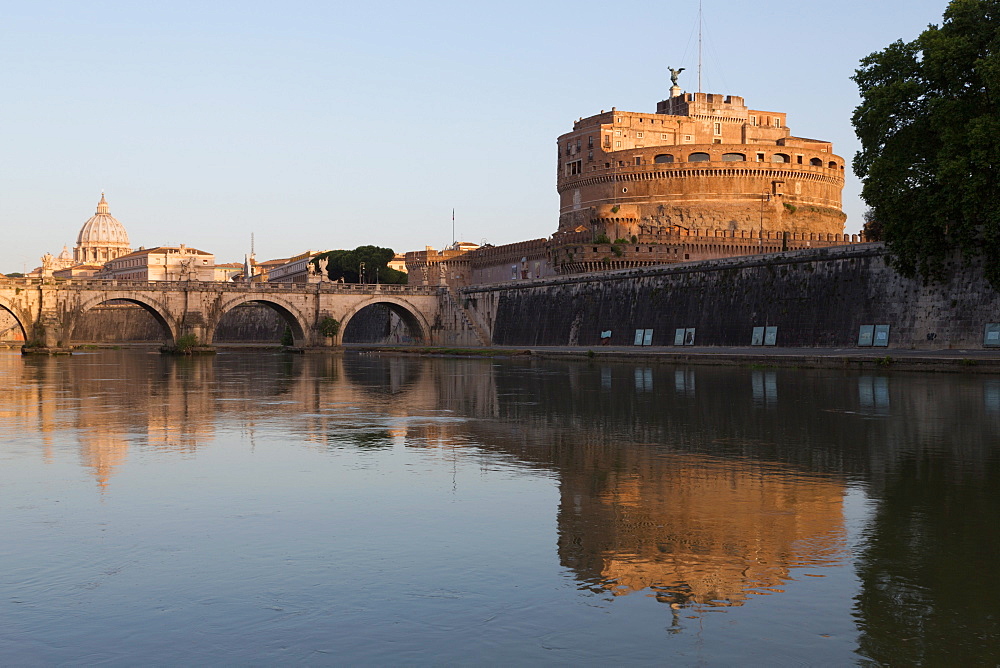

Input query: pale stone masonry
[98,245,215,282]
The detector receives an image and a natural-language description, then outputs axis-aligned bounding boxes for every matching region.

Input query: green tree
[852,0,1000,285]
[862,208,883,241]
[312,246,407,284]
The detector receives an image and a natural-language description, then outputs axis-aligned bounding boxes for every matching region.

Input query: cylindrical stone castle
[555,91,846,243]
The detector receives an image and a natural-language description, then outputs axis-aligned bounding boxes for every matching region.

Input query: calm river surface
[1,350,998,665]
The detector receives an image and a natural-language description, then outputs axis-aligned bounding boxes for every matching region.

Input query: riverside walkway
[351,344,1000,374]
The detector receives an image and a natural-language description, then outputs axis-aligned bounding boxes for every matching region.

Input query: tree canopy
[852,0,1000,285]
[311,245,407,284]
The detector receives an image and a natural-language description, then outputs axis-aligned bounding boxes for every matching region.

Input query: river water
[1,350,998,665]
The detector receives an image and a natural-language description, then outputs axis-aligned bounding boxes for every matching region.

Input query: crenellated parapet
[548,227,868,275]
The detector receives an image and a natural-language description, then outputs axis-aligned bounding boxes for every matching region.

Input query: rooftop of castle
[570,90,787,132]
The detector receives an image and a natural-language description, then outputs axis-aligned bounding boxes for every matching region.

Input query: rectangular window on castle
[661,133,669,140]
[615,141,622,148]
[635,157,642,165]
[713,122,721,135]
[750,115,758,126]
[773,117,781,128]
[636,132,644,138]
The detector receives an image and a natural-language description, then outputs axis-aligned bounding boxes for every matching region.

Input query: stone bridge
[0,279,480,350]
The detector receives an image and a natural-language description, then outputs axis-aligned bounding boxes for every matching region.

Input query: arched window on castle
[688,152,711,162]
[810,157,823,166]
[772,153,790,163]
[722,153,746,162]
[654,154,674,164]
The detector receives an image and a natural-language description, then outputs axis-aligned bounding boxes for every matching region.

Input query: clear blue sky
[0,0,952,272]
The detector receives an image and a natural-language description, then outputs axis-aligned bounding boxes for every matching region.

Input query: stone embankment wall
[1,309,25,343]
[342,305,412,344]
[213,305,286,342]
[71,303,168,343]
[68,302,430,345]
[461,244,1000,350]
[70,303,289,344]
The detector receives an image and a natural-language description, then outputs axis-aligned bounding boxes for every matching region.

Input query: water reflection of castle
[558,453,846,610]
[428,361,853,614]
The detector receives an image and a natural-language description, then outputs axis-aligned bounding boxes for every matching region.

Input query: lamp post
[359,261,366,285]
[759,191,771,248]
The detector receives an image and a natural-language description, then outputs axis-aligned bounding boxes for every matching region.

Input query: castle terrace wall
[469,238,554,284]
[460,244,1000,350]
[549,228,866,273]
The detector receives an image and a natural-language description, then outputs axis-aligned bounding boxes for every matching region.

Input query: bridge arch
[68,293,179,345]
[338,296,431,346]
[0,296,30,343]
[209,295,311,346]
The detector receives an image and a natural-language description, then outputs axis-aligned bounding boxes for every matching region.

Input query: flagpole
[698,0,703,93]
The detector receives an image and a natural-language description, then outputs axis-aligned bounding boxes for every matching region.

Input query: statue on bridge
[40,253,55,278]
[178,257,197,281]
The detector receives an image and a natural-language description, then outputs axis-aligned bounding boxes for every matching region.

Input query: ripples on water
[0,350,998,665]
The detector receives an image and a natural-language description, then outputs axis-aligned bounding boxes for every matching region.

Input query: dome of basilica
[77,193,130,246]
[73,194,133,265]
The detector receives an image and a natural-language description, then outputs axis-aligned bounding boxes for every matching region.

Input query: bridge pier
[180,311,210,346]
[22,312,72,354]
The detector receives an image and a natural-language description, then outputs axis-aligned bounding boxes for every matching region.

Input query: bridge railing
[0,277,443,296]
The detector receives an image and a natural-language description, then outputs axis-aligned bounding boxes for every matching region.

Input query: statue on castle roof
[668,67,685,87]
